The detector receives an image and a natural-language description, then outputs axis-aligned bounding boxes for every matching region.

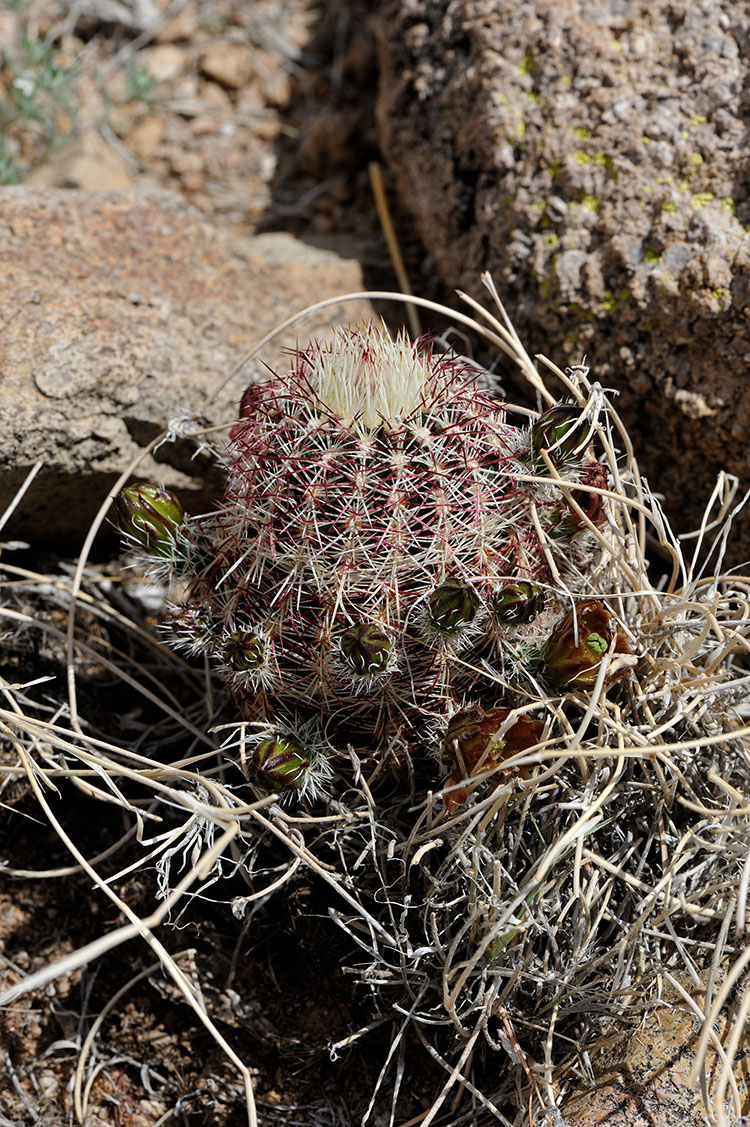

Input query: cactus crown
[298,322,433,429]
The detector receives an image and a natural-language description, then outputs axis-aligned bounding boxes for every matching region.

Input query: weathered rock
[24,130,134,191]
[0,187,373,546]
[200,41,254,90]
[125,114,166,160]
[154,0,198,44]
[563,978,750,1126]
[376,0,750,558]
[140,43,187,84]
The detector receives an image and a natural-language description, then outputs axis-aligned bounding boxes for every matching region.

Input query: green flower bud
[544,460,610,541]
[168,604,216,655]
[249,734,310,793]
[115,483,184,557]
[225,631,266,672]
[339,623,392,676]
[427,581,480,635]
[545,507,578,542]
[531,404,588,466]
[494,581,545,625]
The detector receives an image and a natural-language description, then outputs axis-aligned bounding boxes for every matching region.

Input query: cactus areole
[116,323,621,799]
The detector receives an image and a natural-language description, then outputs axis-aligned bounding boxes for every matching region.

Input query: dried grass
[2,282,749,1127]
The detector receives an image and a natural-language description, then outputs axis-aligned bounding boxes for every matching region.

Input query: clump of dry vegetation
[2,282,750,1127]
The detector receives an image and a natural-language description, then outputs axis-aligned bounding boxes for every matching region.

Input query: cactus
[116,323,618,798]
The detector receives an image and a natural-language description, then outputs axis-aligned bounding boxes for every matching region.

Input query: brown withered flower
[567,460,609,531]
[547,460,609,542]
[542,600,630,691]
[441,704,544,812]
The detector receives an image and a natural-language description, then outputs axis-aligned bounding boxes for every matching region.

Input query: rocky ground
[1,0,382,238]
[2,3,749,1127]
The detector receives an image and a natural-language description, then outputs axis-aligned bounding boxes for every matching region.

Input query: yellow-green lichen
[602,286,631,312]
[573,127,591,140]
[721,197,736,215]
[643,244,661,264]
[691,114,707,125]
[574,150,616,178]
[520,49,535,76]
[540,268,558,301]
[507,106,526,144]
[580,195,600,213]
[691,192,714,209]
[527,90,544,106]
[543,232,559,248]
[662,201,677,216]
[690,152,704,167]
[568,302,595,323]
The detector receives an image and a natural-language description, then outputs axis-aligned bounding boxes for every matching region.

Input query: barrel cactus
[116,322,623,799]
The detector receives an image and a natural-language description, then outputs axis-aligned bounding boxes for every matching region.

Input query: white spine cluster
[306,322,433,430]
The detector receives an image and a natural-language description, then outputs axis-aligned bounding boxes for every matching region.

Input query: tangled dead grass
[2,280,750,1127]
